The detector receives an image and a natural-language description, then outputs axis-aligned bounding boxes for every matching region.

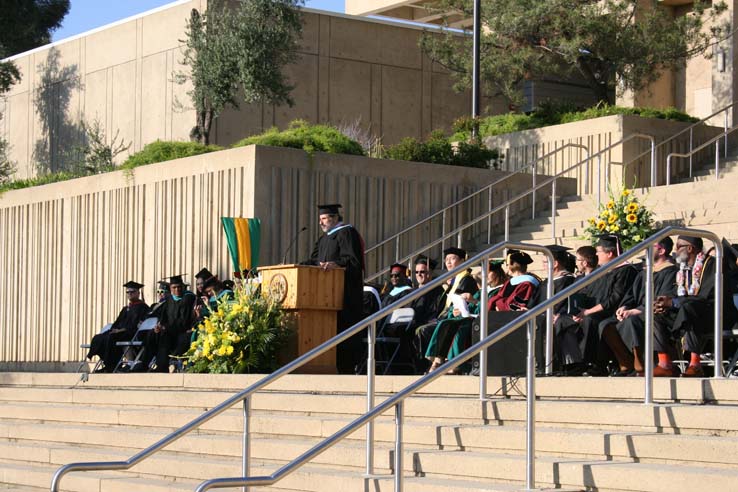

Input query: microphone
[281,226,308,264]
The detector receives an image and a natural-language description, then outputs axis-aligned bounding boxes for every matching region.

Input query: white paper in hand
[448,293,470,318]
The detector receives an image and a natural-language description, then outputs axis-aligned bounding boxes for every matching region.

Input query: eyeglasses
[157,290,167,294]
[676,243,690,250]
[415,270,428,275]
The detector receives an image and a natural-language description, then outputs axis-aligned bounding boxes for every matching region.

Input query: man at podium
[302,203,365,373]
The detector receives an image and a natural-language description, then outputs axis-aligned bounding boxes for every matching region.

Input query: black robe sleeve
[599,265,638,314]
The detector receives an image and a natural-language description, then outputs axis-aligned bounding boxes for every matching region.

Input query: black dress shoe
[612,368,637,377]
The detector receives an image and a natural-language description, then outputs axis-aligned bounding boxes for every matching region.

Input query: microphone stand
[282,226,308,264]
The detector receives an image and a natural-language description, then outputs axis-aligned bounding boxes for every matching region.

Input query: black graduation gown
[533,273,576,368]
[654,256,738,354]
[411,285,445,325]
[87,301,149,371]
[303,224,365,373]
[146,292,197,372]
[600,263,678,350]
[555,263,638,365]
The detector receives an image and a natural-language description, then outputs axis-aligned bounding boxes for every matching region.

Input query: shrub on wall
[233,119,365,156]
[121,140,223,170]
[384,130,500,169]
[453,103,699,140]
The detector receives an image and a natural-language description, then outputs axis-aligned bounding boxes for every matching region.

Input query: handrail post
[585,146,590,195]
[395,236,400,263]
[724,111,729,158]
[525,318,536,490]
[545,253,554,375]
[394,402,404,492]
[689,127,693,177]
[650,136,656,187]
[644,252,654,405]
[714,241,724,378]
[504,206,510,244]
[532,160,537,219]
[551,179,557,241]
[666,155,672,186]
[715,140,720,181]
[441,210,447,256]
[366,321,376,475]
[479,257,489,399]
[242,397,251,492]
[487,189,493,244]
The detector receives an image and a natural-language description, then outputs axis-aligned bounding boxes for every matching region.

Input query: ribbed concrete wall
[0,146,573,364]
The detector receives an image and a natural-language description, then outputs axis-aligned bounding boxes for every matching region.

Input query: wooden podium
[260,264,344,373]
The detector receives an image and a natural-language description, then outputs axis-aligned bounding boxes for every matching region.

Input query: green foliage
[421,0,729,105]
[0,170,85,194]
[583,186,655,251]
[121,141,223,170]
[233,120,365,156]
[0,0,70,95]
[0,138,15,186]
[384,130,499,168]
[452,103,698,139]
[176,0,304,144]
[74,119,131,174]
[185,285,290,374]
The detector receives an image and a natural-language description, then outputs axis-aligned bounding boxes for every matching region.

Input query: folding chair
[376,307,416,375]
[78,323,112,373]
[113,317,158,372]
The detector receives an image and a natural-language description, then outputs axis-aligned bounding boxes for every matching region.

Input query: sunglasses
[415,270,428,274]
[157,290,167,294]
[390,273,402,278]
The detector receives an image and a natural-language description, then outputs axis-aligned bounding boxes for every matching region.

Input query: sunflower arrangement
[583,186,656,250]
[185,284,289,374]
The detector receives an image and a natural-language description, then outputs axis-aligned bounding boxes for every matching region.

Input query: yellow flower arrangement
[185,283,289,374]
[584,185,655,250]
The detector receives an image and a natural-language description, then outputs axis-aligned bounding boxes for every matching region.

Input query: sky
[52,0,345,43]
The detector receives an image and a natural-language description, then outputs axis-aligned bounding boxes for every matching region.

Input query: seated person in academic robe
[86,281,149,372]
[145,274,197,373]
[487,250,539,312]
[599,237,677,376]
[381,263,414,307]
[414,247,478,373]
[651,235,738,377]
[530,245,577,372]
[409,256,445,326]
[574,245,598,278]
[193,267,214,322]
[554,235,638,375]
[147,281,170,319]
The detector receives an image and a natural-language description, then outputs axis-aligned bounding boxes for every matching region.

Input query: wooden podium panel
[260,264,345,373]
[260,264,343,310]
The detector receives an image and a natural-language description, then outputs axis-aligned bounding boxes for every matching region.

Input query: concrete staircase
[1,373,738,491]
[507,157,738,261]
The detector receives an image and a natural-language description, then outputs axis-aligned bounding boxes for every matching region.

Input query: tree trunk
[576,58,614,105]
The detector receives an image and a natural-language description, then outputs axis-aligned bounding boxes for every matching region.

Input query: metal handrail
[666,122,738,185]
[364,132,655,283]
[365,142,590,258]
[365,133,655,283]
[49,241,554,492]
[622,101,738,183]
[191,226,725,492]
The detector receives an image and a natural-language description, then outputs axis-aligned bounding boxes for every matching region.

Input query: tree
[0,0,70,95]
[421,0,731,106]
[177,0,304,145]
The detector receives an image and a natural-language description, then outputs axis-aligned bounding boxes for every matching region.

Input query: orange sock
[657,352,672,368]
[689,352,701,367]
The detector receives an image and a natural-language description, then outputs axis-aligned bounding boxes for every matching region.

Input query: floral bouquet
[185,284,289,374]
[583,186,656,251]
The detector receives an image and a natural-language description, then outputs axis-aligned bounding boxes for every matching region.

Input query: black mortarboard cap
[443,247,467,259]
[544,244,572,252]
[195,268,213,280]
[203,275,220,289]
[317,203,341,215]
[507,249,534,265]
[390,263,408,273]
[488,259,505,271]
[415,255,438,270]
[157,281,170,291]
[123,281,144,290]
[677,235,703,250]
[223,280,235,290]
[166,274,186,285]
[596,234,622,254]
